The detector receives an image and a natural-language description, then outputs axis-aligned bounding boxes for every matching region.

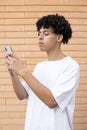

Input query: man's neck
[47,50,66,61]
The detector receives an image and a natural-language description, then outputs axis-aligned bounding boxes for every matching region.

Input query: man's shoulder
[66,56,79,67]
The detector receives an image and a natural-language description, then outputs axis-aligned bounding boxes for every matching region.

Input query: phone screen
[5,46,13,54]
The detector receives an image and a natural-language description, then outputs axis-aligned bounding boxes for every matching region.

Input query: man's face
[37,27,59,53]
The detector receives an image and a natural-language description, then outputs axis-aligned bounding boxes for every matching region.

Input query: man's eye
[45,33,49,36]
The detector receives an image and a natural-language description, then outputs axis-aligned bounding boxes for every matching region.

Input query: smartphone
[5,46,13,54]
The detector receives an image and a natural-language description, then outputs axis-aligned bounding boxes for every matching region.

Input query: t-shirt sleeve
[22,81,30,95]
[49,64,80,111]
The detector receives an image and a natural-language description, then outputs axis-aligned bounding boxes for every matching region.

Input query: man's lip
[39,42,43,45]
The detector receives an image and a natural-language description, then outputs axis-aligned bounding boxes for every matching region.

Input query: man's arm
[21,70,57,108]
[10,71,28,100]
[5,54,57,108]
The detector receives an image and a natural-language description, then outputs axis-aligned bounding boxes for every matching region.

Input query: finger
[9,64,13,70]
[4,58,14,71]
[4,59,10,66]
[6,51,15,57]
[5,57,14,65]
[4,60,10,69]
[6,54,16,62]
[5,53,13,59]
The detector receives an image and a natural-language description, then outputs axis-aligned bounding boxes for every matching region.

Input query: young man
[5,14,80,130]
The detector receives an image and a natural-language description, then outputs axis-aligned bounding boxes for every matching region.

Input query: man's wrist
[19,67,29,78]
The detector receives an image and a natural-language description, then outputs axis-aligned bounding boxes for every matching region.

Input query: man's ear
[57,34,63,43]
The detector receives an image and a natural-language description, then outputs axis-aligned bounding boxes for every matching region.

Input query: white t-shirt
[22,56,80,130]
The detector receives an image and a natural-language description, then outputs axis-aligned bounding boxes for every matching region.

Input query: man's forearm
[21,70,57,108]
[10,72,28,100]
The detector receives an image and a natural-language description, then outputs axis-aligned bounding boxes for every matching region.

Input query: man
[5,14,80,130]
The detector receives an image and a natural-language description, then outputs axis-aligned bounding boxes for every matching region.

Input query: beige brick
[0,105,26,112]
[62,45,87,51]
[0,65,8,72]
[0,99,5,104]
[74,117,87,124]
[0,32,5,38]
[6,125,24,130]
[78,84,87,91]
[25,0,63,5]
[0,85,13,92]
[0,79,12,86]
[0,13,24,18]
[25,44,39,51]
[0,118,24,125]
[28,5,86,12]
[6,99,27,105]
[76,98,87,104]
[25,12,87,19]
[74,118,86,125]
[0,6,5,11]
[6,31,37,38]
[5,5,86,12]
[81,71,87,78]
[0,72,10,78]
[0,19,5,25]
[73,31,87,38]
[10,44,39,52]
[0,38,25,45]
[0,58,4,65]
[69,38,87,44]
[75,104,87,111]
[74,111,87,117]
[64,12,87,18]
[8,45,26,51]
[80,65,87,71]
[69,18,87,25]
[63,0,87,6]
[62,5,87,12]
[0,0,24,5]
[25,38,38,44]
[6,119,25,125]
[5,6,26,11]
[26,57,46,64]
[0,125,6,130]
[64,51,87,58]
[72,25,87,31]
[0,38,36,45]
[0,25,24,31]
[0,92,16,98]
[74,124,87,130]
[25,51,47,58]
[24,25,36,31]
[0,111,25,118]
[76,91,87,97]
[5,19,36,25]
[80,78,87,84]
[74,57,87,64]
[84,6,87,11]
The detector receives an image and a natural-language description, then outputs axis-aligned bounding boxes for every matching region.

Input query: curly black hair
[36,14,72,44]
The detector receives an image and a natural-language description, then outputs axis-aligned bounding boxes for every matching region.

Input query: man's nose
[39,33,44,40]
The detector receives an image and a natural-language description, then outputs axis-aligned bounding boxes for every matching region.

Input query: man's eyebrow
[39,29,49,33]
[43,30,49,32]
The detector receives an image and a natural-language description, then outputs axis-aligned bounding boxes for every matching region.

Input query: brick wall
[0,0,87,130]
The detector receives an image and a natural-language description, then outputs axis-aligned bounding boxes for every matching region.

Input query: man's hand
[5,53,28,77]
